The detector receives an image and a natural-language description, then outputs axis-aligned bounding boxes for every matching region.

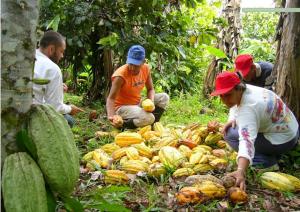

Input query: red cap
[211,71,241,96]
[234,54,253,77]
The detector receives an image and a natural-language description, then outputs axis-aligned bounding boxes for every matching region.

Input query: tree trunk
[202,0,241,97]
[1,0,39,163]
[272,0,300,122]
[83,30,114,105]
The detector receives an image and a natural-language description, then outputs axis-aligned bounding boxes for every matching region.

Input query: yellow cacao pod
[104,170,129,184]
[119,156,129,166]
[115,132,143,147]
[151,155,160,163]
[228,187,248,204]
[204,132,223,146]
[278,172,300,191]
[101,143,120,155]
[172,168,195,178]
[193,164,214,173]
[126,147,140,160]
[153,122,164,134]
[138,125,152,136]
[121,160,149,174]
[158,146,186,169]
[132,143,153,158]
[260,172,295,192]
[209,158,228,170]
[195,180,226,198]
[148,163,166,177]
[153,137,177,150]
[112,147,128,161]
[93,149,112,168]
[142,131,160,141]
[185,174,223,186]
[142,99,155,112]
[211,149,227,158]
[189,152,205,164]
[192,145,211,153]
[82,151,94,162]
[216,140,227,148]
[178,145,192,158]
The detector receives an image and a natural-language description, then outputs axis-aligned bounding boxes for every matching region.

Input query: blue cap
[126,45,145,65]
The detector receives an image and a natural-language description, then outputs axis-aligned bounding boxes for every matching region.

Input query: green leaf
[97,33,119,47]
[206,46,227,59]
[177,46,186,59]
[152,0,158,7]
[32,78,51,85]
[47,15,60,31]
[88,202,131,212]
[16,129,37,160]
[62,196,84,212]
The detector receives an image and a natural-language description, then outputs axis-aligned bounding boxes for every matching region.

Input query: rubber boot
[153,107,165,122]
[122,119,136,130]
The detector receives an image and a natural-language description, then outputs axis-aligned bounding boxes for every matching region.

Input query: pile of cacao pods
[82,121,245,204]
[2,105,80,212]
[83,120,300,205]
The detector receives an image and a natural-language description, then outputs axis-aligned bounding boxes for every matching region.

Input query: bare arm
[228,157,249,191]
[106,77,124,121]
[145,72,155,101]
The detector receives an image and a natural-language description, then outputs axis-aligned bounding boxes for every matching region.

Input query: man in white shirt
[33,31,83,127]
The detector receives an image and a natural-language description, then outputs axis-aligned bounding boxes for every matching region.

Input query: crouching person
[210,71,299,190]
[106,45,169,129]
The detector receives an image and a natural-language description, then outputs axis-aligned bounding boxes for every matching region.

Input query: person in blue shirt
[234,54,274,90]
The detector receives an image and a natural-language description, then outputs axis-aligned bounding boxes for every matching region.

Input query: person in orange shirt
[106,45,169,129]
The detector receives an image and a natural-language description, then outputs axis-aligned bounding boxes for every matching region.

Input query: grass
[162,93,228,125]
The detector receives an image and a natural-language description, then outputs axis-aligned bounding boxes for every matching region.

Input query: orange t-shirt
[112,64,150,109]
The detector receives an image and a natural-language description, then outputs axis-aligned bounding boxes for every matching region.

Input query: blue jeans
[63,114,75,128]
[224,127,299,168]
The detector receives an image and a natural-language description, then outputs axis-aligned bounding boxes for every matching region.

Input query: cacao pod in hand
[228,187,248,204]
[142,99,155,112]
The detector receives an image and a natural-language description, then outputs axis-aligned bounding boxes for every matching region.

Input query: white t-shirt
[228,85,298,164]
[33,49,71,114]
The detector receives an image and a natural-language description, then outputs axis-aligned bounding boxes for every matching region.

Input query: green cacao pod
[27,104,79,196]
[2,152,48,212]
[204,132,223,146]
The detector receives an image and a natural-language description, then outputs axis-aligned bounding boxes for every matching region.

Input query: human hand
[222,119,236,136]
[108,115,123,128]
[63,83,68,92]
[70,105,84,115]
[227,169,246,191]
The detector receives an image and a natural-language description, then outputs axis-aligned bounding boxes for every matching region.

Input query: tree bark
[1,0,39,163]
[272,0,300,122]
[202,0,241,97]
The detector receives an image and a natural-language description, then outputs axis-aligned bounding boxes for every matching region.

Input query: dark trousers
[224,127,299,167]
[63,114,75,128]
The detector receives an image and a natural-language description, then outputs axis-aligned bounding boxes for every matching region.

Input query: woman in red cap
[211,71,299,190]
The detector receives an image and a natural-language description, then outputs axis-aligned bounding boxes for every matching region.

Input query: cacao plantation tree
[271,0,300,122]
[202,0,241,97]
[1,0,39,164]
[39,0,221,104]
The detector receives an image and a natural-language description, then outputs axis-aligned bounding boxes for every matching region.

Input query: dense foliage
[239,12,279,63]
[39,0,222,100]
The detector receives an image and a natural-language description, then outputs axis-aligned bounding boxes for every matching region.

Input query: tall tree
[1,0,39,163]
[202,0,241,97]
[270,0,300,121]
